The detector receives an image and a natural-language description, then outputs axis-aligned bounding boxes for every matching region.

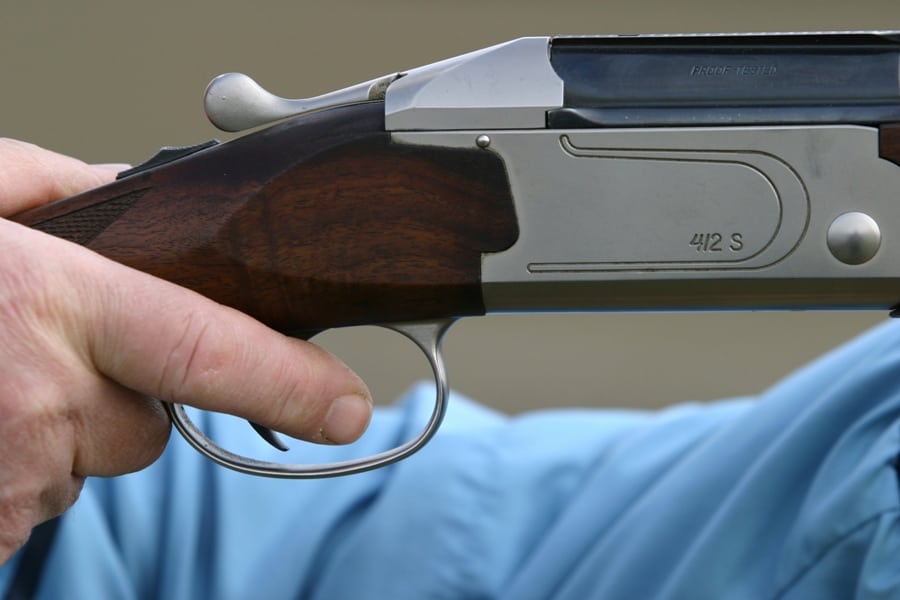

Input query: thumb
[0,138,128,216]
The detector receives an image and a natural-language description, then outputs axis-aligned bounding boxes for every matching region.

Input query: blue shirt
[4,321,900,599]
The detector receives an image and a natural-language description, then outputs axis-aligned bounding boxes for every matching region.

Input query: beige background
[2,1,897,412]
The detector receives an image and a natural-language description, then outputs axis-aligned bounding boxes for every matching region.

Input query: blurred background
[2,0,897,413]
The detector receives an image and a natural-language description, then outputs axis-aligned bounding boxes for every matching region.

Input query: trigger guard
[164,318,456,478]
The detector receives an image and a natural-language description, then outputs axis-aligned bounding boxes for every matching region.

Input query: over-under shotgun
[14,32,900,476]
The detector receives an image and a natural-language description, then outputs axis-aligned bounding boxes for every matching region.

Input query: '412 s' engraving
[689,232,745,252]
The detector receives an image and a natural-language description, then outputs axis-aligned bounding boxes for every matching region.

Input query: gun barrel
[550,33,900,127]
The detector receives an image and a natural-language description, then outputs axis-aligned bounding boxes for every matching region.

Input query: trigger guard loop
[164,319,455,478]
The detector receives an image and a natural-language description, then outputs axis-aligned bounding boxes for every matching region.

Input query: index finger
[74,240,373,445]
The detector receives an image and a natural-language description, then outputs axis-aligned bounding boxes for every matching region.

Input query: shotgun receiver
[14,31,900,477]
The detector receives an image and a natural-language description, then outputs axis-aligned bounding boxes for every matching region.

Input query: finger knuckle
[158,311,221,402]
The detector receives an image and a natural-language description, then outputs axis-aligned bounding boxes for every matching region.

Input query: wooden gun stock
[12,102,519,334]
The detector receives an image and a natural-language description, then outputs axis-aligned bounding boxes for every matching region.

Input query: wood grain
[14,102,519,333]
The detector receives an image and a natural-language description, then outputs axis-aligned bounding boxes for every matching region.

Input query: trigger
[249,421,289,452]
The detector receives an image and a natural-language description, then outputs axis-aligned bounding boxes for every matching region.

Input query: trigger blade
[249,421,289,452]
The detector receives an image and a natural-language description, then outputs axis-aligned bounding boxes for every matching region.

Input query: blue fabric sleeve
[3,321,900,598]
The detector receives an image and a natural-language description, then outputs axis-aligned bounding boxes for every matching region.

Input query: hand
[0,139,372,563]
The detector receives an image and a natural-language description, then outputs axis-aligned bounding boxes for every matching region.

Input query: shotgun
[14,31,900,477]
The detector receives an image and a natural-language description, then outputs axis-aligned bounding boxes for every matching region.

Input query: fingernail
[321,394,372,444]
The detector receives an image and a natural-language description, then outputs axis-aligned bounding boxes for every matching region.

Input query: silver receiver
[393,126,900,311]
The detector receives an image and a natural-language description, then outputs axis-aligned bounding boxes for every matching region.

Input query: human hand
[0,139,372,563]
